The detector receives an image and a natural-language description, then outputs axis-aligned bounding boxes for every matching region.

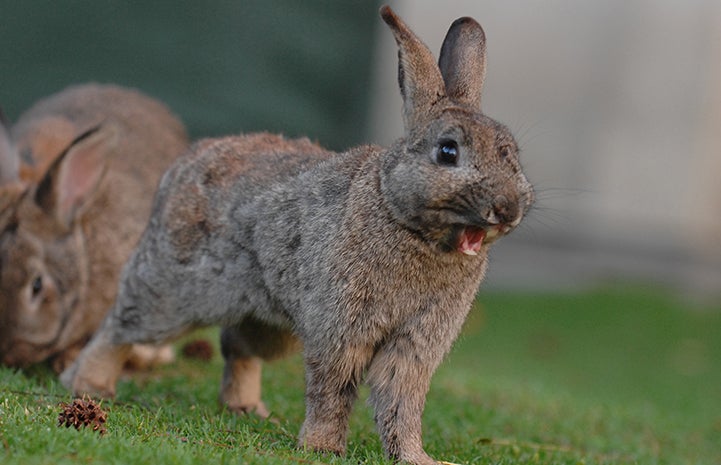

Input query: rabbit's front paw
[225,401,270,418]
[60,335,131,398]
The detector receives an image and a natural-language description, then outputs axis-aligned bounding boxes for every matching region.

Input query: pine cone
[57,396,107,435]
[181,339,214,361]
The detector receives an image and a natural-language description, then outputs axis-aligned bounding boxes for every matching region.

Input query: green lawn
[1,287,720,464]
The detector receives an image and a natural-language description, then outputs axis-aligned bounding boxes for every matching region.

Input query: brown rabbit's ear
[438,16,487,110]
[380,5,446,132]
[34,124,115,227]
[0,107,19,185]
[0,183,27,234]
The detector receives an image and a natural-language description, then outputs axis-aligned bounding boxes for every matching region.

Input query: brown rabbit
[63,7,534,465]
[0,84,188,372]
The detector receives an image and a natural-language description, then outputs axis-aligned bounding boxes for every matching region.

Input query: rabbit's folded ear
[438,16,487,110]
[0,182,25,234]
[34,124,116,228]
[0,108,19,185]
[380,6,446,132]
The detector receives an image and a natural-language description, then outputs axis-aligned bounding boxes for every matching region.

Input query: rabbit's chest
[332,237,488,334]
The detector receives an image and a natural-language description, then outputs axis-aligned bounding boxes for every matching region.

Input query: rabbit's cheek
[15,310,63,346]
[1,284,62,365]
[14,283,63,347]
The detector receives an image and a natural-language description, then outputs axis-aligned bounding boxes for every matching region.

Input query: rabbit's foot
[225,401,271,419]
[124,343,175,370]
[298,430,346,457]
[60,336,131,398]
[60,359,116,399]
[220,356,270,418]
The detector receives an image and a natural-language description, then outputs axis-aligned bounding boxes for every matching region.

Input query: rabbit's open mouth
[457,225,508,256]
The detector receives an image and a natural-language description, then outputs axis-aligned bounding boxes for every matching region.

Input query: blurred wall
[0,1,380,150]
[370,0,721,295]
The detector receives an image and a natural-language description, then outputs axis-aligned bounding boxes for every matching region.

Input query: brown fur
[0,84,188,371]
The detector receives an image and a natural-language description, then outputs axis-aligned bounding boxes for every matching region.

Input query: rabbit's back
[12,83,186,182]
[156,133,333,259]
[105,133,335,333]
[9,83,188,266]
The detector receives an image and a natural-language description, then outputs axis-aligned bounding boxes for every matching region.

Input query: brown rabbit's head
[379,7,533,255]
[0,126,111,367]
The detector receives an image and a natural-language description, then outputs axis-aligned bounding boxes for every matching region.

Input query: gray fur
[62,7,534,465]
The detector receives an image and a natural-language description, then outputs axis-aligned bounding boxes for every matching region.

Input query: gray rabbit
[0,84,187,372]
[62,7,534,465]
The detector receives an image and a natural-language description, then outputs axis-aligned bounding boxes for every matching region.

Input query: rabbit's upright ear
[0,108,19,185]
[380,6,446,132]
[438,17,487,110]
[34,124,115,227]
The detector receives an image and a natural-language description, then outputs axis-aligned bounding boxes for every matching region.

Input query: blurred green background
[0,0,381,150]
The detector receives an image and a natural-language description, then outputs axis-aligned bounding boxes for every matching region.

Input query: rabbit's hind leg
[60,270,195,398]
[219,318,299,418]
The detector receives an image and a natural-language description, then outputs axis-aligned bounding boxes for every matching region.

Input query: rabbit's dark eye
[436,140,459,166]
[31,276,43,298]
[499,144,512,159]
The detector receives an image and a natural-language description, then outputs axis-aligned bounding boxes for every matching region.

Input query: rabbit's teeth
[457,227,486,256]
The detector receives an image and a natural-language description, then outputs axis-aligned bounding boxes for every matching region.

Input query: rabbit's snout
[470,190,530,247]
[479,191,526,228]
[484,194,517,226]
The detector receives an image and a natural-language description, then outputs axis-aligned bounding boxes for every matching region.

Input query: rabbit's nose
[488,194,519,225]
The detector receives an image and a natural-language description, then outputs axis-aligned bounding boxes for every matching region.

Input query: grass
[1,286,720,464]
